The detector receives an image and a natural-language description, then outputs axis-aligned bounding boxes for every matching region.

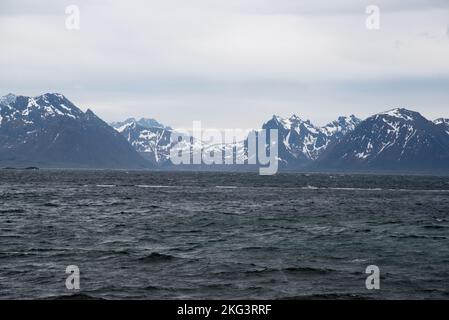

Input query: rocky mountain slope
[0,93,149,168]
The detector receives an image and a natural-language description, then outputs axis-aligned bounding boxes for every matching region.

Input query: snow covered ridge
[0,93,17,106]
[111,118,173,164]
[262,113,361,163]
[314,107,449,171]
[0,93,85,126]
[168,122,279,175]
[111,117,169,131]
[377,108,419,121]
[111,118,250,167]
[434,118,449,136]
[434,118,449,125]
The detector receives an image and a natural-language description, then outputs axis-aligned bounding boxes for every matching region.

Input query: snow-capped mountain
[321,115,361,142]
[261,114,361,167]
[0,93,149,168]
[111,118,173,165]
[315,108,449,171]
[112,117,247,166]
[0,93,85,125]
[111,117,169,131]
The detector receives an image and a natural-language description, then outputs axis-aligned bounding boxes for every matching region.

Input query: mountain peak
[40,92,67,100]
[321,114,361,140]
[378,108,422,121]
[289,114,303,122]
[1,93,70,107]
[0,93,18,106]
[268,115,296,131]
[135,117,166,129]
[0,93,84,122]
[40,92,63,96]
[115,120,138,133]
[346,114,359,121]
[111,117,167,131]
[316,107,449,171]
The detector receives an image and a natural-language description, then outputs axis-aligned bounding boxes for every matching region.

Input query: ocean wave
[137,252,177,263]
[300,186,449,192]
[212,266,335,276]
[42,293,103,300]
[0,208,26,213]
[43,202,60,207]
[281,266,334,274]
[391,234,447,240]
[215,186,238,189]
[136,185,173,188]
[280,293,368,300]
[422,225,447,229]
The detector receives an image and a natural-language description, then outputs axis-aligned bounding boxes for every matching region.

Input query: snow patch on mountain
[112,118,173,164]
[0,93,17,106]
[0,93,83,127]
[111,117,169,130]
[378,108,419,121]
[263,113,361,165]
[315,107,449,171]
[434,118,449,135]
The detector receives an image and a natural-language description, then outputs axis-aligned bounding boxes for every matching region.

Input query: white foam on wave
[215,186,238,189]
[303,185,319,190]
[328,187,383,191]
[136,185,173,188]
[300,186,449,192]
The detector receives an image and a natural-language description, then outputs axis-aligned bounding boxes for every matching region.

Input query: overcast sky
[1,0,449,129]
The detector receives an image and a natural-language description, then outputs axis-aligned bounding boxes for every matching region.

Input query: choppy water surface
[0,170,448,299]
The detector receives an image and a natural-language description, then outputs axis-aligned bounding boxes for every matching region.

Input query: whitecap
[215,186,238,189]
[136,185,172,188]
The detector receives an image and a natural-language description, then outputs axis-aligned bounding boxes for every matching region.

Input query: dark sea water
[0,170,448,299]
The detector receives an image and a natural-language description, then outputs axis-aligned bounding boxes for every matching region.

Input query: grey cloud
[1,0,448,16]
[1,0,448,128]
[0,0,109,15]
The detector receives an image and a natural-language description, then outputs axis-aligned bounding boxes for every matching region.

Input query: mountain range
[1,93,448,173]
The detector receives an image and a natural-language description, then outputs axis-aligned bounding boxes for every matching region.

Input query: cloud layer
[1,0,449,128]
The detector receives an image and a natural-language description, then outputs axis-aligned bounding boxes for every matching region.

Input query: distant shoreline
[1,166,449,177]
